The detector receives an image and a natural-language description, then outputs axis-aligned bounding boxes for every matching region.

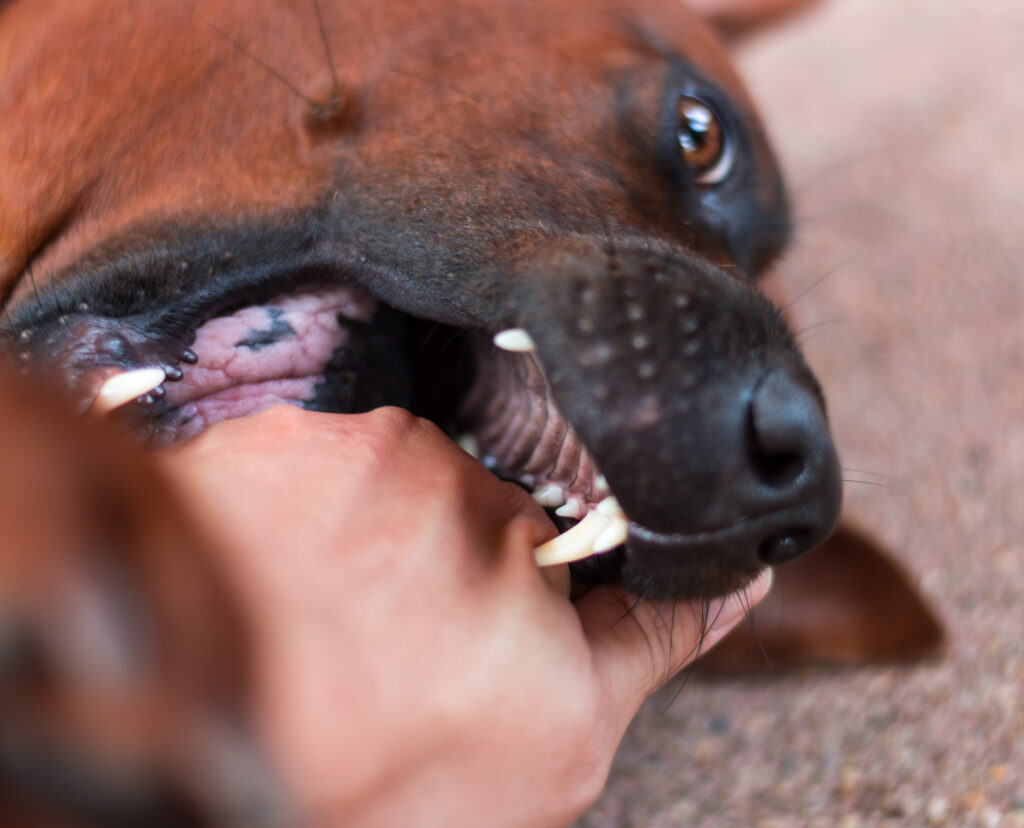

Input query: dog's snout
[745,368,842,564]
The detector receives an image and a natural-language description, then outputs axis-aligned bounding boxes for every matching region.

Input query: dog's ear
[688,0,821,41]
[0,369,285,827]
[698,524,945,674]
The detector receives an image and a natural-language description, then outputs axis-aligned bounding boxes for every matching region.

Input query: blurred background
[580,0,1024,824]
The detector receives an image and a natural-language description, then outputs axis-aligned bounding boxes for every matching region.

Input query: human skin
[158,405,772,828]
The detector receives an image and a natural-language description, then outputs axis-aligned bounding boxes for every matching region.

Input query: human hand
[159,405,772,828]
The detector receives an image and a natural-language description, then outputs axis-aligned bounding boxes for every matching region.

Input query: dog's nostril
[748,369,825,490]
[758,528,812,564]
[751,447,803,488]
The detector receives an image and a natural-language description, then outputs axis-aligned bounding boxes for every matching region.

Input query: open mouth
[68,282,630,570]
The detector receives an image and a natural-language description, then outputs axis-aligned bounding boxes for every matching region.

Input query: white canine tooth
[555,498,584,519]
[534,508,630,566]
[493,328,536,353]
[534,508,609,567]
[457,433,480,459]
[592,517,629,553]
[593,475,610,497]
[535,495,630,566]
[91,368,167,414]
[594,495,624,517]
[531,483,566,508]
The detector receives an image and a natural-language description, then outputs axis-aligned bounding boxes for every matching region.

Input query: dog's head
[0,0,840,599]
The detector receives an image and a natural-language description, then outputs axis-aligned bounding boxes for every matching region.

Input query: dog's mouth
[9,279,630,572]
[3,226,844,599]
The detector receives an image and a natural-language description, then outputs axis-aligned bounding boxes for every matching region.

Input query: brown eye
[677,96,733,185]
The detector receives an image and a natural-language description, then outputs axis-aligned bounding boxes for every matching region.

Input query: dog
[0,0,942,822]
[0,0,844,601]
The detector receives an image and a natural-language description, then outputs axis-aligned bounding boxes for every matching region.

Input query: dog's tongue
[154,288,376,445]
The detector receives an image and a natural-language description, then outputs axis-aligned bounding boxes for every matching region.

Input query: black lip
[0,211,482,351]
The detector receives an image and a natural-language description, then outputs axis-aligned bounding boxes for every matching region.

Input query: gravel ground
[578,0,1024,825]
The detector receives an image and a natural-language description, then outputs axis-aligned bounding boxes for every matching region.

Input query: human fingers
[578,569,774,730]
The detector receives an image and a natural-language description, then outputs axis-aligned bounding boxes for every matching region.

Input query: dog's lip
[627,513,786,549]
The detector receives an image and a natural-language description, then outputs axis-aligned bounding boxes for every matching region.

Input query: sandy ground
[578,0,1024,825]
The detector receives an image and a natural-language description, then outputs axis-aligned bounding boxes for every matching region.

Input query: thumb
[578,569,774,728]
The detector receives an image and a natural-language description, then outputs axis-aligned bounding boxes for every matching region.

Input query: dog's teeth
[555,498,584,519]
[593,474,610,497]
[534,503,629,566]
[493,328,536,353]
[532,483,566,508]
[592,516,629,553]
[594,495,625,517]
[91,368,167,414]
[534,508,608,566]
[457,433,480,459]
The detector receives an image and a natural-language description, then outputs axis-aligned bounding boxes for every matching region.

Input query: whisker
[176,0,316,106]
[615,594,645,625]
[740,582,771,668]
[794,317,848,340]
[843,478,894,490]
[781,256,857,311]
[843,466,907,483]
[312,0,340,91]
[659,597,710,714]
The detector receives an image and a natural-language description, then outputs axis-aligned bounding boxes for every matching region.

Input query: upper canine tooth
[532,483,566,508]
[534,508,609,567]
[493,328,536,353]
[91,368,167,414]
[592,517,629,553]
[534,501,630,566]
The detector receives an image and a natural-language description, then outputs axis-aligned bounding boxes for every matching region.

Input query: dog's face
[0,0,841,599]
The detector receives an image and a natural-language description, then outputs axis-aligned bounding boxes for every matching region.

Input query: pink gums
[157,288,376,444]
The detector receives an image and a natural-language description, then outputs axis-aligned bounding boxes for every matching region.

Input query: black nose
[745,368,842,564]
[612,365,842,599]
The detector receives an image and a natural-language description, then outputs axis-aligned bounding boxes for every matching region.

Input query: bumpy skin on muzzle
[495,239,842,599]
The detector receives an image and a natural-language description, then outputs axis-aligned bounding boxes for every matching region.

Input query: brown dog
[0,0,844,601]
[0,0,941,822]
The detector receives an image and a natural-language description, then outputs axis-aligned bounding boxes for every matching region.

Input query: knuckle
[364,405,421,435]
[250,402,310,433]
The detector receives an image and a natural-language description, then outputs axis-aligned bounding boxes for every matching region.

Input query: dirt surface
[578,0,1024,825]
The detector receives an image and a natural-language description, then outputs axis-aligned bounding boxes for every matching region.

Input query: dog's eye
[677,97,733,185]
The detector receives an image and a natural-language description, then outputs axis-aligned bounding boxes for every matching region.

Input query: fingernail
[704,568,774,641]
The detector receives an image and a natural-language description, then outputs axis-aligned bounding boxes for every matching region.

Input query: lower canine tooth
[91,368,167,414]
[457,434,480,459]
[493,328,536,353]
[594,495,625,518]
[555,498,583,519]
[532,484,566,508]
